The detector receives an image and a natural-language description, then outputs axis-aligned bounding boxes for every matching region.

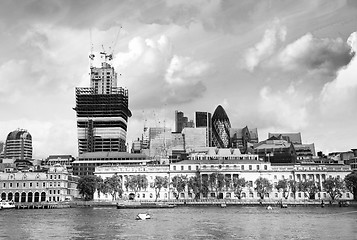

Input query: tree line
[77,171,357,201]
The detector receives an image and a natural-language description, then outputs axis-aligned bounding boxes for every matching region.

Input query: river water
[1,206,356,239]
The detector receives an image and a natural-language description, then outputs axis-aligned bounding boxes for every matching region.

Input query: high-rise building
[4,129,33,160]
[149,127,172,159]
[174,110,194,133]
[74,62,132,153]
[212,105,231,148]
[182,128,208,152]
[195,111,212,147]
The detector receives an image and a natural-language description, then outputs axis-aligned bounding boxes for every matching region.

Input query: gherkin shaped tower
[212,105,231,148]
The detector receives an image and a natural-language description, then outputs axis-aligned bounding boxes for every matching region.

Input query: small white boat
[266,205,273,210]
[0,200,15,209]
[136,213,151,220]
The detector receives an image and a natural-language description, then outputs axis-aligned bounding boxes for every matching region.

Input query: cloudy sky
[1,0,357,159]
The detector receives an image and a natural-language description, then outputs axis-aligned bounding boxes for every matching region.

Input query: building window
[2,183,5,188]
[275,193,278,198]
[241,165,244,170]
[181,166,184,170]
[16,183,19,188]
[264,165,267,170]
[298,193,301,198]
[347,193,350,198]
[173,166,176,170]
[188,166,191,170]
[9,183,13,188]
[249,165,252,170]
[23,183,26,187]
[30,183,33,187]
[142,194,145,198]
[196,166,199,170]
[43,182,46,187]
[274,175,277,179]
[249,192,254,198]
[49,190,52,194]
[256,165,260,170]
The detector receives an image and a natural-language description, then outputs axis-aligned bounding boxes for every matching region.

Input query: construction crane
[100,25,122,62]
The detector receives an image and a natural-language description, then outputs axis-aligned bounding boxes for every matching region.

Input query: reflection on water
[0,206,356,239]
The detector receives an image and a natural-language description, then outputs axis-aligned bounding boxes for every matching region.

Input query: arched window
[40,192,46,202]
[34,192,40,202]
[28,192,33,203]
[14,192,20,202]
[8,192,13,201]
[21,192,26,202]
[1,192,6,200]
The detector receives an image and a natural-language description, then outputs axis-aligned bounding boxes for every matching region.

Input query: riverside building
[0,164,79,203]
[93,148,354,202]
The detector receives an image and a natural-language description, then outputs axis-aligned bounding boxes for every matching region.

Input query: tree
[276,179,289,199]
[298,180,319,199]
[127,175,148,198]
[255,177,273,199]
[224,176,232,191]
[187,173,202,200]
[322,176,345,202]
[208,172,224,198]
[232,177,246,199]
[345,172,357,200]
[96,176,109,198]
[105,174,123,200]
[77,175,101,201]
[288,180,298,199]
[171,175,187,199]
[153,176,169,201]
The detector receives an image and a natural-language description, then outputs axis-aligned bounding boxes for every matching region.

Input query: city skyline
[1,1,357,158]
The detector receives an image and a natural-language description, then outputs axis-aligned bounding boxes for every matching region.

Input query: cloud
[258,85,312,130]
[114,35,209,108]
[244,19,286,72]
[278,33,354,76]
[319,32,357,114]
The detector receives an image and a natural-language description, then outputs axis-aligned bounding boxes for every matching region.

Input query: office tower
[212,105,231,148]
[149,127,172,159]
[5,129,33,160]
[195,111,212,147]
[182,128,207,152]
[74,62,132,153]
[175,110,194,133]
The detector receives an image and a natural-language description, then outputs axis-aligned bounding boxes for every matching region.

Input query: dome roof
[6,129,32,141]
[212,105,230,122]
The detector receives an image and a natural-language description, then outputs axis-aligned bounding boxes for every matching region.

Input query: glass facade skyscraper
[74,62,131,154]
[212,105,231,148]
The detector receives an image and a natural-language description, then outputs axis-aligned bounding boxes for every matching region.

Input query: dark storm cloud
[277,33,354,76]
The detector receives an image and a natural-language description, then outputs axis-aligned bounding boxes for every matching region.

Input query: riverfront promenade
[11,199,356,209]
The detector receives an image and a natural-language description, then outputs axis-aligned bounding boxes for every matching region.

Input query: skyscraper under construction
[74,61,132,154]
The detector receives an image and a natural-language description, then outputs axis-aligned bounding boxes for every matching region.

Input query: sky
[1,0,357,159]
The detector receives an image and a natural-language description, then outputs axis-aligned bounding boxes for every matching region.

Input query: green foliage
[77,175,101,201]
[345,172,357,200]
[322,176,344,201]
[153,176,169,201]
[232,177,246,199]
[171,175,187,199]
[254,177,273,199]
[298,180,319,199]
